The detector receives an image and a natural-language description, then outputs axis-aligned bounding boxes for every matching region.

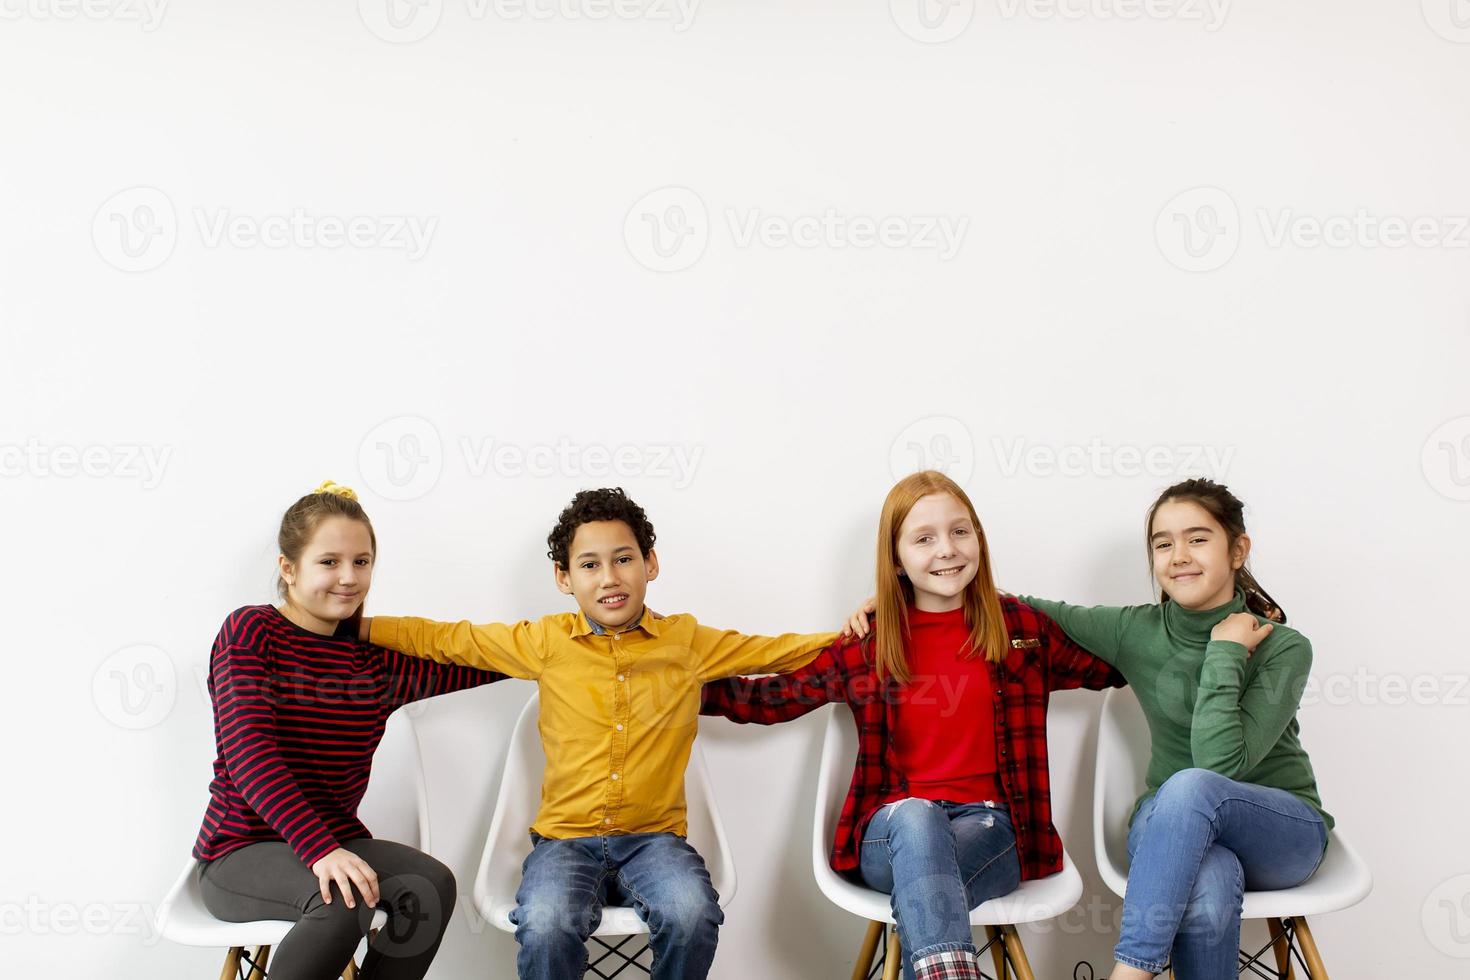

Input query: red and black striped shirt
[192,604,506,867]
[700,597,1124,882]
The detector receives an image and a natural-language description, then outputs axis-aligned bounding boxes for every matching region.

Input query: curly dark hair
[546,487,657,570]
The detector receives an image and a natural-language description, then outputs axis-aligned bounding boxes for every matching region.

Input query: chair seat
[157,861,388,948]
[1101,829,1372,921]
[481,898,654,938]
[1095,690,1374,925]
[807,702,1085,934]
[814,844,1084,927]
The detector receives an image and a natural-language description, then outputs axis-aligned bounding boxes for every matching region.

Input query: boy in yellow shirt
[362,488,837,979]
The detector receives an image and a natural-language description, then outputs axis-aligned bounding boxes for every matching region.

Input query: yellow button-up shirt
[369,608,836,840]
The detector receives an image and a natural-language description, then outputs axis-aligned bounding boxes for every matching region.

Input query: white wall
[3,1,1468,976]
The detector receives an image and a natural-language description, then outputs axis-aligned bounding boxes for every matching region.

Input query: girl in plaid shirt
[702,471,1123,980]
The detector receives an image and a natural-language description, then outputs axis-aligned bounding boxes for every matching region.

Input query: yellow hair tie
[312,480,359,502]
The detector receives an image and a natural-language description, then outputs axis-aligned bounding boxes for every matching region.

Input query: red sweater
[882,605,1001,805]
[192,605,505,867]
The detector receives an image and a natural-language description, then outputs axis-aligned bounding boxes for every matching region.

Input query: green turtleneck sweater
[1019,588,1332,831]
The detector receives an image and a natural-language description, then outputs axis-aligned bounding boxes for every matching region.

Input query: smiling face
[554,519,659,631]
[1149,497,1249,611]
[278,515,375,633]
[893,492,982,612]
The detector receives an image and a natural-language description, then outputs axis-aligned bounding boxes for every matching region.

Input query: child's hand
[311,847,379,909]
[1210,612,1273,655]
[840,597,877,639]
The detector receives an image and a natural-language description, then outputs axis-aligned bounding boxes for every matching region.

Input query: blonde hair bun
[311,480,359,502]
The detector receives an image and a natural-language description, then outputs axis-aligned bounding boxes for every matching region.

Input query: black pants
[200,838,456,980]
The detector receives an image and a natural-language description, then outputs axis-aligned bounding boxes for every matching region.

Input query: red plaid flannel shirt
[700,597,1124,882]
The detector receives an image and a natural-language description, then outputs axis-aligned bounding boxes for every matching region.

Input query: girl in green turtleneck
[1018,479,1330,980]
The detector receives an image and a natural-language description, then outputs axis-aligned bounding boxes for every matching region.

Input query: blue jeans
[1117,769,1328,978]
[508,831,723,980]
[859,798,1022,980]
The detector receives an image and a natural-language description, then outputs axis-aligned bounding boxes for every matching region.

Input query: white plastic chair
[473,691,737,978]
[156,707,430,979]
[1094,687,1372,978]
[813,703,1082,980]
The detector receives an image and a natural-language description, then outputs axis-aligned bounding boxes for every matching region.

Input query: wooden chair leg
[218,947,242,980]
[1000,924,1035,980]
[1291,916,1328,979]
[852,920,885,980]
[1267,917,1295,978]
[244,945,269,980]
[882,925,903,980]
[985,924,1008,979]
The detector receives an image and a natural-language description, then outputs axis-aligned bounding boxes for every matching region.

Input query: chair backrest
[1094,687,1151,885]
[475,691,736,925]
[158,707,425,944]
[358,706,431,851]
[811,702,856,878]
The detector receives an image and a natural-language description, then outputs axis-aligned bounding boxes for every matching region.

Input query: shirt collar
[573,606,661,639]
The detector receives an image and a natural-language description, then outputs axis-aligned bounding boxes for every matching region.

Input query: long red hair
[873,471,1009,684]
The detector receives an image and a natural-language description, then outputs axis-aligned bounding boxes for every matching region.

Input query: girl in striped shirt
[191,482,506,979]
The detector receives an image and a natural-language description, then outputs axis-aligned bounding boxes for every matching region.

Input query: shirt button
[615,723,624,732]
[616,674,625,682]
[604,817,612,824]
[611,773,620,781]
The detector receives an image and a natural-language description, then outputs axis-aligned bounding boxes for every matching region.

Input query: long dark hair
[1145,478,1285,624]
